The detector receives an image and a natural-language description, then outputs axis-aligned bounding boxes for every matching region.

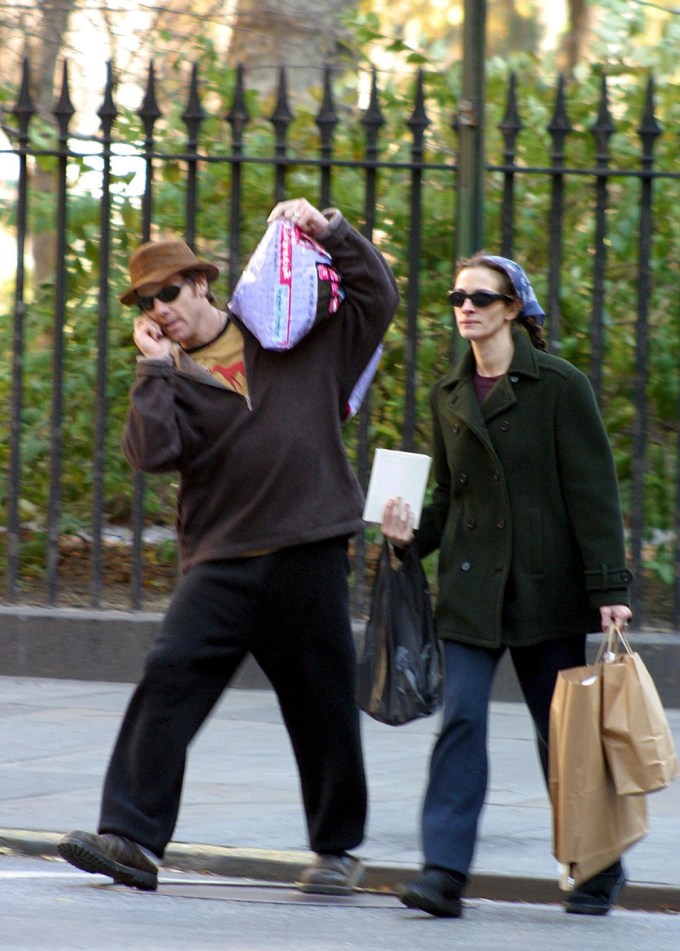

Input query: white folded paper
[362,449,432,528]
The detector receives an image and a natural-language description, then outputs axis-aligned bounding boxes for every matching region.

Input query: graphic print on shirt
[208,360,247,392]
[189,320,250,398]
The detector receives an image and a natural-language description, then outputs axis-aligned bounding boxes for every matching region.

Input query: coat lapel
[481,375,517,421]
[439,330,542,439]
[439,350,494,452]
[174,346,232,390]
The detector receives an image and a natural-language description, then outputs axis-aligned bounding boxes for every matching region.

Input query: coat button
[492,471,500,481]
[453,423,460,434]
[500,420,510,432]
[496,518,505,529]
[459,472,468,484]
[461,561,471,571]
[510,375,519,383]
[467,518,476,529]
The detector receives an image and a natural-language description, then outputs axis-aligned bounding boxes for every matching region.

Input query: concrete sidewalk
[0,675,678,912]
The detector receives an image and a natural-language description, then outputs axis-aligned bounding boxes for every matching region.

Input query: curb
[2,829,678,914]
[2,606,680,706]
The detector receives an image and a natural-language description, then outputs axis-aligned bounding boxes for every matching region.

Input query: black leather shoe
[398,869,464,918]
[564,860,626,915]
[58,830,158,891]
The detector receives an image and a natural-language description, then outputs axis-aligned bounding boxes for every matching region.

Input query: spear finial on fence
[407,69,430,159]
[54,60,75,136]
[11,58,36,133]
[98,62,118,134]
[226,64,250,145]
[316,65,338,147]
[139,61,162,139]
[591,74,615,162]
[548,73,572,162]
[638,76,662,159]
[361,68,385,145]
[182,62,207,145]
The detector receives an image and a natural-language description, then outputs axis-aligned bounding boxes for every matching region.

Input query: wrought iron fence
[0,58,678,626]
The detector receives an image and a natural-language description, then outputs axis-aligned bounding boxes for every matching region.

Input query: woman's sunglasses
[135,279,188,312]
[448,290,514,308]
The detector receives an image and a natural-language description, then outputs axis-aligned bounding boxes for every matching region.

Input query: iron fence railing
[0,58,678,626]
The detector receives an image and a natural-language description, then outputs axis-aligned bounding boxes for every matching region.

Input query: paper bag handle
[593,623,635,665]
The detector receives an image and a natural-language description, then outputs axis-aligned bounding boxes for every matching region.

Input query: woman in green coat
[382,253,632,919]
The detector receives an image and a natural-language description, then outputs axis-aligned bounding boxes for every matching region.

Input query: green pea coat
[415,329,632,648]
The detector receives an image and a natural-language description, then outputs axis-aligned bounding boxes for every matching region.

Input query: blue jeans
[422,635,586,876]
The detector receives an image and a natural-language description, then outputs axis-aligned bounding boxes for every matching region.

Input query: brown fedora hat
[119,239,220,305]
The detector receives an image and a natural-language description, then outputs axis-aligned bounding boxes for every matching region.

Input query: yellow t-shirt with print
[189,320,249,398]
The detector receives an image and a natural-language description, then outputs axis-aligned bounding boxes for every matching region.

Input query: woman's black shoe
[564,860,626,915]
[397,868,464,918]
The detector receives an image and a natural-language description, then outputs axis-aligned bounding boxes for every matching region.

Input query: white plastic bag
[229,219,344,351]
[342,344,382,423]
[230,218,382,422]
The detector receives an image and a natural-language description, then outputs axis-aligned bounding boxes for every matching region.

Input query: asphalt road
[1,854,678,951]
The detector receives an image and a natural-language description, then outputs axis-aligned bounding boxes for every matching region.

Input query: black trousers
[98,539,367,858]
[422,635,587,876]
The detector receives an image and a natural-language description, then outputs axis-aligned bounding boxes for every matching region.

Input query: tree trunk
[32,0,78,288]
[561,0,593,74]
[228,0,358,101]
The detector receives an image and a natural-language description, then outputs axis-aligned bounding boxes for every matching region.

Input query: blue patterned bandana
[483,255,546,325]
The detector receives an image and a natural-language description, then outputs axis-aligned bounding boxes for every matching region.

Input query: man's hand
[133,316,173,359]
[267,198,329,238]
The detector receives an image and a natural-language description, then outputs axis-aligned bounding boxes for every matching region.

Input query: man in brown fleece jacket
[58,198,399,895]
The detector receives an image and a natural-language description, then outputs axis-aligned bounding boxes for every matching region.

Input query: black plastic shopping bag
[356,540,442,726]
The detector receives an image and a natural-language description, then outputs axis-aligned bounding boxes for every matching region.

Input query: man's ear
[194,275,209,297]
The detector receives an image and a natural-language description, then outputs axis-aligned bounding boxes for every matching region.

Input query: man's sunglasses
[135,279,188,312]
[448,290,514,308]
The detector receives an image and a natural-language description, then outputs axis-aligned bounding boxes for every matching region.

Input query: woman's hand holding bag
[599,624,679,795]
[356,539,442,726]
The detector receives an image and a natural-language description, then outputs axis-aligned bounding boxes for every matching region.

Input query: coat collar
[439,329,541,430]
[172,343,228,389]
[440,328,541,388]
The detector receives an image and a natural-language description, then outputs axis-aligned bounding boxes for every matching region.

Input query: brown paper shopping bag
[600,626,679,795]
[549,661,648,889]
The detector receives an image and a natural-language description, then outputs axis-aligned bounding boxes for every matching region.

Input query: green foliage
[1,8,679,597]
